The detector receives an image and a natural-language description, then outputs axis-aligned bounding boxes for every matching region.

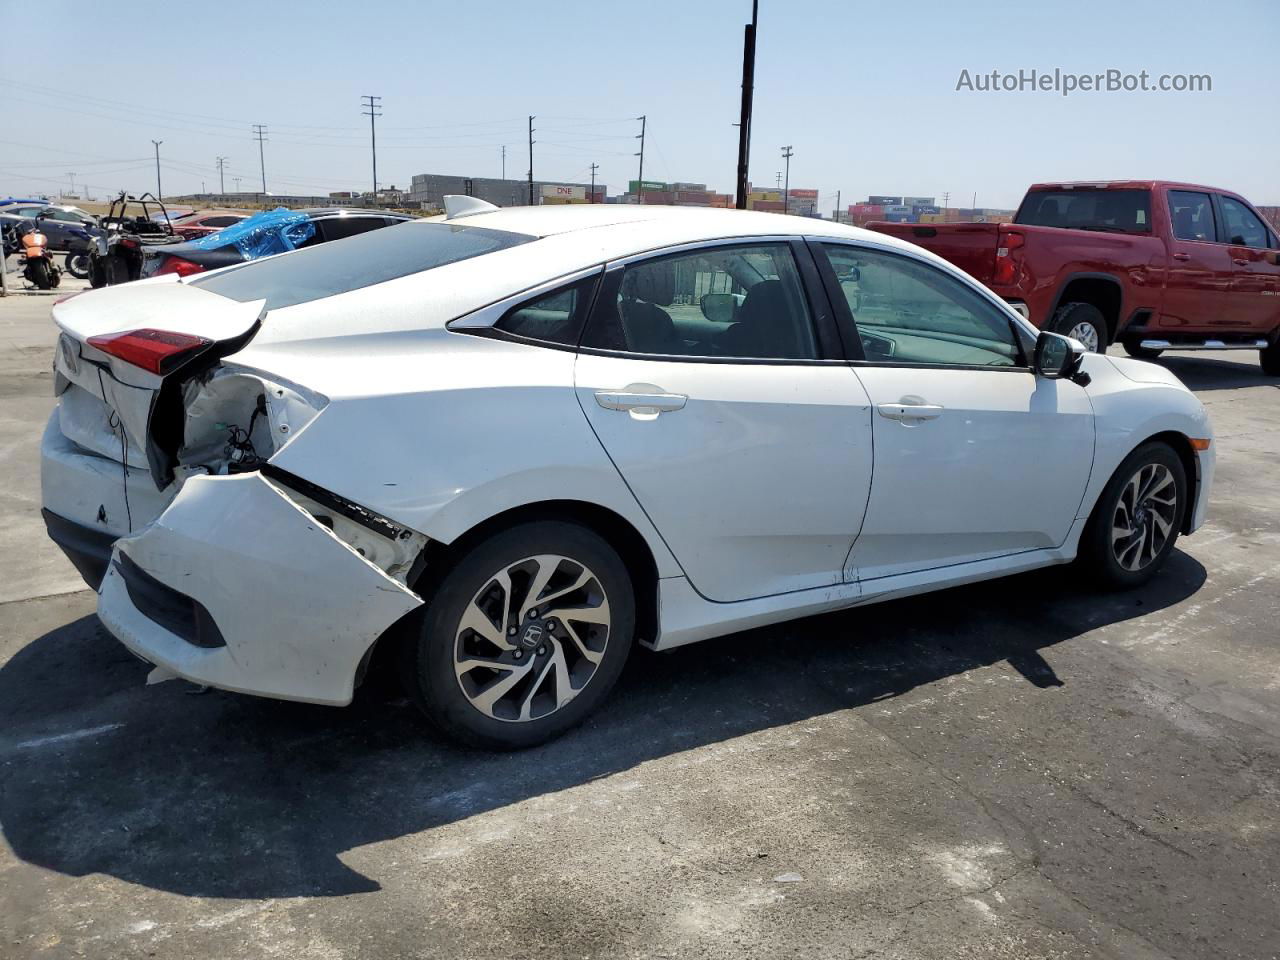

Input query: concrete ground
[1,284,1277,959]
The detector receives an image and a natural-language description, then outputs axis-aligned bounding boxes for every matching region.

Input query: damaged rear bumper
[97,471,423,706]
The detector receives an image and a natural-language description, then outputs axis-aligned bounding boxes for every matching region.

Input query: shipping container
[749,198,785,212]
[788,188,819,199]
[629,180,668,193]
[849,203,883,216]
[911,205,941,215]
[867,195,902,206]
[881,212,916,222]
[918,213,945,223]
[902,196,935,207]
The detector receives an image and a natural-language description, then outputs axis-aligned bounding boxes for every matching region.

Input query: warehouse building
[407,174,605,210]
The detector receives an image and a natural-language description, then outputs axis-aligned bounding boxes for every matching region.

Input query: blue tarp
[187,207,315,259]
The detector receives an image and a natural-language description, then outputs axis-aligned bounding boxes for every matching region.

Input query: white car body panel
[575,352,874,602]
[36,205,1215,707]
[99,473,421,706]
[847,366,1095,580]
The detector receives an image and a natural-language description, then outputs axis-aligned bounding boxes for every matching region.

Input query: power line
[252,124,268,193]
[361,95,382,194]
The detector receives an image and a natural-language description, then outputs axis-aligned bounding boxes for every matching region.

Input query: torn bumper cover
[97,472,423,706]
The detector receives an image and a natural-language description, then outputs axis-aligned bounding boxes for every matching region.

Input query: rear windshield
[1015,188,1152,234]
[190,221,533,310]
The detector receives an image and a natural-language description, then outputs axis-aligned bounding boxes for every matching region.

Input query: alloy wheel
[454,554,611,723]
[1111,463,1178,571]
[1068,321,1101,353]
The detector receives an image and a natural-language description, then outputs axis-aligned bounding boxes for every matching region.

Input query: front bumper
[97,471,423,706]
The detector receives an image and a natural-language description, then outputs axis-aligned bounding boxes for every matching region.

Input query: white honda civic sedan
[41,201,1214,748]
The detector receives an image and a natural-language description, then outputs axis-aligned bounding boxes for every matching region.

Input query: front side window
[1168,190,1215,242]
[495,276,596,346]
[822,244,1022,367]
[581,243,818,360]
[1218,196,1270,248]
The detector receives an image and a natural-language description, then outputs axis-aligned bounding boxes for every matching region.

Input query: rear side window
[202,216,240,228]
[496,276,597,346]
[191,221,533,310]
[1016,188,1151,234]
[1168,191,1215,242]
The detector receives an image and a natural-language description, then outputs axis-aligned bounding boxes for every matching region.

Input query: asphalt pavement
[1,281,1277,959]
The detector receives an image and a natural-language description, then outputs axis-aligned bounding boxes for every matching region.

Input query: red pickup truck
[867,181,1280,373]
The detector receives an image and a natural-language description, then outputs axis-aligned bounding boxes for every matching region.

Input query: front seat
[716,279,803,358]
[619,262,682,355]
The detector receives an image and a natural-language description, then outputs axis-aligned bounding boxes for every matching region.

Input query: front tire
[66,252,90,279]
[1079,442,1186,589]
[29,258,52,290]
[1051,302,1107,353]
[403,521,635,750]
[1261,339,1280,376]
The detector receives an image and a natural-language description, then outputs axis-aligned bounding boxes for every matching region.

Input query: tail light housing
[154,256,206,277]
[993,229,1025,286]
[87,329,212,375]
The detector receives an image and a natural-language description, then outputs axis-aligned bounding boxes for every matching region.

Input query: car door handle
[877,401,944,423]
[1232,258,1249,266]
[1171,252,1191,261]
[595,390,687,413]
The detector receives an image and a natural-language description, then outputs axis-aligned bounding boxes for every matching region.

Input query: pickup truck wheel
[1079,442,1185,589]
[1123,341,1163,360]
[1051,302,1107,353]
[1261,340,1280,376]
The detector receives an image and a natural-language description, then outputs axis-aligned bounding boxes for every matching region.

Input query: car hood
[1103,355,1190,388]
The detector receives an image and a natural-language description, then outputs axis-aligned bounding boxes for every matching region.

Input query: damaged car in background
[42,201,1214,749]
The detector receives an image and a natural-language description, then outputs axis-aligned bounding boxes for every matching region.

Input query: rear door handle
[595,390,687,413]
[877,401,944,423]
[1232,258,1249,266]
[1171,252,1191,261]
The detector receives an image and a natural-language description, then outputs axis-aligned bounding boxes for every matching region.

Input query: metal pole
[781,145,792,214]
[734,0,758,209]
[635,115,646,204]
[528,116,535,205]
[835,189,840,221]
[151,140,163,199]
[590,162,599,203]
[501,145,506,180]
[217,156,228,194]
[252,124,269,194]
[361,95,382,195]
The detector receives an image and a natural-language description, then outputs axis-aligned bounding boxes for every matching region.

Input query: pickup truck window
[821,245,1021,368]
[1016,188,1151,234]
[1168,191,1216,242]
[1218,196,1271,249]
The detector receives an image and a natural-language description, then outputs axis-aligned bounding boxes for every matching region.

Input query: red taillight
[154,256,206,277]
[86,329,212,375]
[993,229,1025,286]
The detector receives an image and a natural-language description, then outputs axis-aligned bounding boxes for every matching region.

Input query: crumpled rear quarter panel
[98,472,422,705]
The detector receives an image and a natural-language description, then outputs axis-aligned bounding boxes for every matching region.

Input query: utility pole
[834,189,841,221]
[734,0,759,209]
[501,145,506,180]
[66,172,76,198]
[216,156,229,194]
[972,191,977,208]
[781,145,793,214]
[361,95,382,195]
[151,140,163,199]
[635,115,646,204]
[776,171,782,190]
[252,124,268,194]
[528,116,535,205]
[942,191,950,209]
[589,162,599,203]
[234,176,242,193]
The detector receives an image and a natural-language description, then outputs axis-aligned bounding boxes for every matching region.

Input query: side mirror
[1034,330,1087,382]
[700,292,739,323]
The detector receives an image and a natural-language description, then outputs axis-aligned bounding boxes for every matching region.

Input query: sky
[2,0,1277,211]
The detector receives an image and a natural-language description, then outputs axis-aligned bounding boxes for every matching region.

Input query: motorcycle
[2,219,62,290]
[63,226,95,279]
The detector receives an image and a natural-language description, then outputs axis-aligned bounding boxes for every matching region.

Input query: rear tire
[1261,339,1280,376]
[402,521,635,750]
[66,252,90,279]
[1123,340,1163,360]
[29,258,51,290]
[1051,302,1108,353]
[1079,442,1186,589]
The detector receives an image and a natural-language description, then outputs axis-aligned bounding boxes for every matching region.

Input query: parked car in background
[40,202,1214,748]
[867,181,1280,373]
[139,207,416,278]
[168,210,248,241]
[3,203,101,251]
[87,192,175,287]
